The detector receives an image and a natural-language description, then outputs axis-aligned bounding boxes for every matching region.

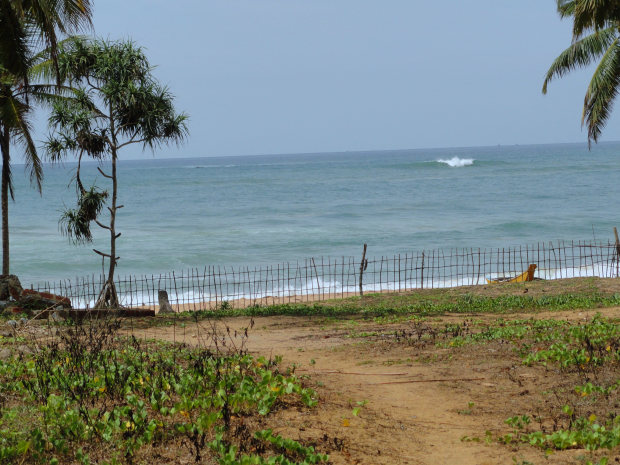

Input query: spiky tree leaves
[59,186,107,244]
[544,1,620,145]
[47,38,188,308]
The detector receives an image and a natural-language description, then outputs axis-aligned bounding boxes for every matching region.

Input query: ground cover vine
[0,318,327,464]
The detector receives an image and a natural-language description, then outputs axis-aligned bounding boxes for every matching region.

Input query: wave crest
[437,157,474,167]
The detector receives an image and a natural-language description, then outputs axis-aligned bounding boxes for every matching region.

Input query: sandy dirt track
[123,306,620,464]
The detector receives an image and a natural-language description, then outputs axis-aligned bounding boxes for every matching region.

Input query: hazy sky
[53,1,620,157]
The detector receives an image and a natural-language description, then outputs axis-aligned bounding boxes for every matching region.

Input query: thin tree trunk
[1,126,10,276]
[95,112,120,308]
[107,148,118,305]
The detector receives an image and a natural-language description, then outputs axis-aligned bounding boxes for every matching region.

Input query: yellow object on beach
[486,264,537,284]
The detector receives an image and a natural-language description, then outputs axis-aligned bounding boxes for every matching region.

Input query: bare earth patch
[126,305,620,464]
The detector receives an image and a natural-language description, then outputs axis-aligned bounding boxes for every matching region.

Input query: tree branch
[93,249,112,258]
[117,133,147,149]
[94,220,111,230]
[86,75,103,93]
[97,167,113,179]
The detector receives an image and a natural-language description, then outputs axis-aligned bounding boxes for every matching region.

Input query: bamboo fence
[32,239,620,311]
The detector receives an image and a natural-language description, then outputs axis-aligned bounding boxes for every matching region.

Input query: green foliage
[46,37,188,307]
[47,38,188,159]
[544,1,620,145]
[522,316,619,371]
[0,321,325,464]
[212,429,329,465]
[59,186,108,244]
[510,415,620,451]
[453,314,620,457]
[0,0,93,83]
[574,380,620,398]
[167,291,620,320]
[46,38,188,237]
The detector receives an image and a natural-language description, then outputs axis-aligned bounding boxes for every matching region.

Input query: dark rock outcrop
[0,276,72,316]
[18,289,72,312]
[0,275,23,301]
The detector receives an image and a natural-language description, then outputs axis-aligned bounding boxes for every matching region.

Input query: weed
[459,402,476,415]
[0,315,327,464]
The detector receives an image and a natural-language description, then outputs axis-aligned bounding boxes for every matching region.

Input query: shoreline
[167,290,364,313]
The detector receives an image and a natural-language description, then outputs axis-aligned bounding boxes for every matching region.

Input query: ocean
[11,141,620,287]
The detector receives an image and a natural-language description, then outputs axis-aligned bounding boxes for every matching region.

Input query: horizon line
[118,138,620,162]
[15,138,620,166]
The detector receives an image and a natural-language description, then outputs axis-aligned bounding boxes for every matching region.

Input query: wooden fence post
[359,244,368,296]
[421,251,425,289]
[614,227,620,277]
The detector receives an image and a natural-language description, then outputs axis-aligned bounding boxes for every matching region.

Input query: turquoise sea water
[11,141,620,286]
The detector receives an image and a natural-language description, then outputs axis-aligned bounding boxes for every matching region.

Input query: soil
[123,305,620,465]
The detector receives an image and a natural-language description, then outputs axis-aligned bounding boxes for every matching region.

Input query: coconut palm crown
[543,0,620,145]
[0,0,93,84]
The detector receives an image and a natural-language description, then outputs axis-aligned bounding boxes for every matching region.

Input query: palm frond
[572,0,620,38]
[28,35,85,84]
[25,0,93,84]
[557,0,576,18]
[582,38,620,145]
[0,0,30,81]
[9,98,42,192]
[15,124,42,192]
[543,26,617,93]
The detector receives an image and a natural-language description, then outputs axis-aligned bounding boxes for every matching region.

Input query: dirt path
[129,306,620,464]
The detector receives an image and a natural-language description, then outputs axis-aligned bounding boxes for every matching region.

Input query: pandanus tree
[0,0,92,276]
[543,0,620,145]
[46,38,188,308]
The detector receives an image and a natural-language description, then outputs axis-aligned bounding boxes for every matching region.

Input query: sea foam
[58,262,616,309]
[437,157,474,167]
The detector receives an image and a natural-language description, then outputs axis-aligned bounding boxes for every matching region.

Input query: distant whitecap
[437,157,474,167]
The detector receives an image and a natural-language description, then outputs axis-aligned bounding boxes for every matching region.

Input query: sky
[36,1,620,158]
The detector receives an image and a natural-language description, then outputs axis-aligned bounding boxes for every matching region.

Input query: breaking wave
[55,263,616,309]
[437,157,474,167]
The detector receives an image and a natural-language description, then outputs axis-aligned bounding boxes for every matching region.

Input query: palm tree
[543,1,620,145]
[0,71,43,275]
[0,0,93,83]
[0,0,92,276]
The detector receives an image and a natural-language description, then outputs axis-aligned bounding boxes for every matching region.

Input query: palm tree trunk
[0,126,10,276]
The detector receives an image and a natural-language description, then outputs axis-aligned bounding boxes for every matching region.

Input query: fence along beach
[33,238,620,311]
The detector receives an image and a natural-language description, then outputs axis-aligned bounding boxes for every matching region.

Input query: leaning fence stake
[359,243,368,296]
[613,227,620,277]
